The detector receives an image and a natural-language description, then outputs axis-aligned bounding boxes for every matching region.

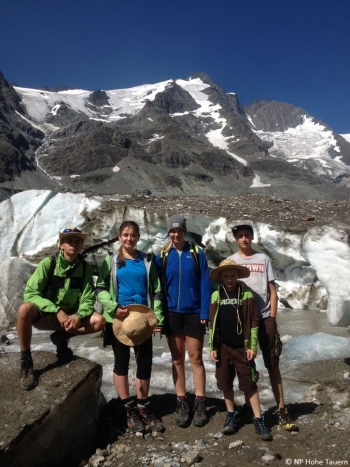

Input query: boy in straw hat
[209,259,272,440]
[17,227,105,391]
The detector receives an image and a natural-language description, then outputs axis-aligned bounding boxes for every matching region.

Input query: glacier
[2,190,350,328]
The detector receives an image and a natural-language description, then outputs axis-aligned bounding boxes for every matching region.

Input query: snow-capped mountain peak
[1,70,350,199]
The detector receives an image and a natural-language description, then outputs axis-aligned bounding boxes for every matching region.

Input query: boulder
[0,351,105,467]
[0,257,36,331]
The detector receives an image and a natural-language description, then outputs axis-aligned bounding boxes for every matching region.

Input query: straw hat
[58,227,87,244]
[113,304,157,346]
[210,259,250,284]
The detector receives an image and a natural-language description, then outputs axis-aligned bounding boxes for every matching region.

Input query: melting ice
[3,325,350,406]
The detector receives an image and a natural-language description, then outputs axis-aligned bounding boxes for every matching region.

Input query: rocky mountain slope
[1,70,350,199]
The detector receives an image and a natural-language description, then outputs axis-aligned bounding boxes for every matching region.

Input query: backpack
[159,241,201,278]
[42,253,87,301]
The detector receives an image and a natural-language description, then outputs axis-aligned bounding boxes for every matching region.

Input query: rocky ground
[2,190,350,466]
[83,358,350,467]
[1,339,349,467]
[92,193,350,230]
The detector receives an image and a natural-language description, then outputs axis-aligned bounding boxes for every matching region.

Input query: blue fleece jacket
[155,242,211,320]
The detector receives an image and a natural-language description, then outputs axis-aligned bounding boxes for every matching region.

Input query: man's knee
[17,303,39,320]
[84,313,105,332]
[90,313,105,330]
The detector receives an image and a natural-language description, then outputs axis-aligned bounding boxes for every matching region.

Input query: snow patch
[250,175,271,187]
[149,134,165,143]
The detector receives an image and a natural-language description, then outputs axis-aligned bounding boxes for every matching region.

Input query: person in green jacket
[208,259,272,440]
[96,220,164,434]
[17,227,105,391]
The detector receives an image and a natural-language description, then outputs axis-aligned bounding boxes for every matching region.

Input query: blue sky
[1,0,349,133]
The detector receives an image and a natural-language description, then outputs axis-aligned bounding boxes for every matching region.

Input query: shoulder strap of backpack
[160,248,169,272]
[79,259,87,287]
[188,241,201,278]
[42,253,58,298]
[160,242,200,278]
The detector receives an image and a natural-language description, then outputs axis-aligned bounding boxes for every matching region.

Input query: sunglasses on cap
[62,228,82,233]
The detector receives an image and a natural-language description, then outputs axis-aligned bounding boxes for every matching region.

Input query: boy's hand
[210,351,219,362]
[57,310,70,328]
[65,315,81,333]
[246,349,256,361]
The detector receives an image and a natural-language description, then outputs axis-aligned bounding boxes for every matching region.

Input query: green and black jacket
[208,282,259,353]
[23,250,95,319]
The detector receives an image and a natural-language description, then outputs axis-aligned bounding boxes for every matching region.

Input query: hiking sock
[177,395,186,401]
[137,397,149,406]
[121,396,135,405]
[20,349,32,359]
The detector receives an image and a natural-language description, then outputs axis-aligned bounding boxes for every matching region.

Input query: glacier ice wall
[1,190,350,326]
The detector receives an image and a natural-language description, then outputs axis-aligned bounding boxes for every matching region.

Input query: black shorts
[166,311,206,336]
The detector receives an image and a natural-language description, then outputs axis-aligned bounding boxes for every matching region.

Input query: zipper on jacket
[177,252,181,311]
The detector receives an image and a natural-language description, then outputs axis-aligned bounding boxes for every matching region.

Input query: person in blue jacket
[156,215,212,428]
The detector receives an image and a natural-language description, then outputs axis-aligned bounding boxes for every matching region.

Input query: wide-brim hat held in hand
[113,304,157,346]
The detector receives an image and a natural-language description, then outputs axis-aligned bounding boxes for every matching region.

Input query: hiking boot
[19,357,37,390]
[222,411,239,435]
[124,400,144,433]
[193,397,207,427]
[138,401,164,432]
[277,407,299,432]
[237,403,254,424]
[50,330,73,358]
[176,398,190,427]
[253,416,273,441]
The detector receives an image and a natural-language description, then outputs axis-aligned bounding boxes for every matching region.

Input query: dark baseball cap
[232,224,254,237]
